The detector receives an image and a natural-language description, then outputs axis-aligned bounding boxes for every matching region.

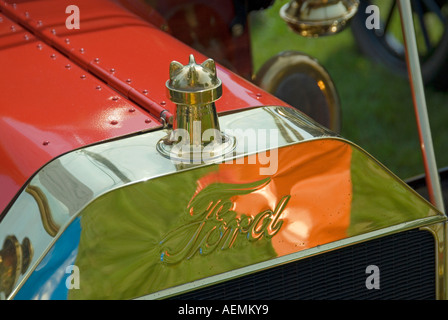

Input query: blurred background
[146,0,448,181]
[249,0,448,181]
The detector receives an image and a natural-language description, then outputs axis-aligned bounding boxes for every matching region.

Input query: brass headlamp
[280,0,360,37]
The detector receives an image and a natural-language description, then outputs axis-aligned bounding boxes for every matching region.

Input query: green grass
[249,0,448,180]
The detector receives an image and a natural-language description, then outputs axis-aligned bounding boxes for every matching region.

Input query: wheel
[351,0,448,90]
[254,51,342,133]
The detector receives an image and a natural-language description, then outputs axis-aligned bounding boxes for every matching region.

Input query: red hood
[0,0,289,214]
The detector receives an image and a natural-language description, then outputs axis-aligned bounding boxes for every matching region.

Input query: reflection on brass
[280,0,359,37]
[82,150,131,183]
[26,185,60,237]
[6,102,446,299]
[264,108,304,143]
[0,236,33,298]
[159,54,235,162]
[159,177,291,265]
[2,105,334,299]
[39,158,95,216]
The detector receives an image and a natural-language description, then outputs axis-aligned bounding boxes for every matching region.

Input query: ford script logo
[158,177,290,264]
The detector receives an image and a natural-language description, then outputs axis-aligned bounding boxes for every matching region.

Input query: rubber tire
[351,0,448,90]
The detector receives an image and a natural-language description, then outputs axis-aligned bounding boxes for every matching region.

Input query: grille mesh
[170,229,436,300]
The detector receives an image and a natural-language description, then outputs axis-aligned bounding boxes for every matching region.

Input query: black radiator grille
[170,229,436,300]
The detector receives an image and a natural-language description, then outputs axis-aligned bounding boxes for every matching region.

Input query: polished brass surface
[3,106,328,299]
[280,0,359,37]
[25,186,59,237]
[71,137,444,299]
[157,177,290,265]
[1,105,446,299]
[421,223,448,299]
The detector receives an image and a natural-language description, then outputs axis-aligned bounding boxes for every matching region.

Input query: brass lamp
[280,0,359,37]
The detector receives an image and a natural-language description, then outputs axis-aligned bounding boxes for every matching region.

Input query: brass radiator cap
[166,54,222,105]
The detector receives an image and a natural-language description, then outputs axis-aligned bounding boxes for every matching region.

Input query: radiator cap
[166,54,222,105]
